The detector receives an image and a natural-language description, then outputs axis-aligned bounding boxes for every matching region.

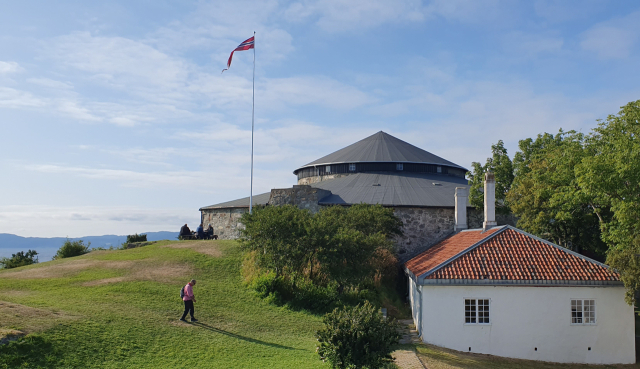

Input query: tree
[240,204,402,292]
[0,250,38,269]
[316,301,400,369]
[577,100,640,249]
[54,239,90,259]
[468,140,514,214]
[239,205,311,277]
[126,233,147,243]
[605,236,640,304]
[507,130,607,258]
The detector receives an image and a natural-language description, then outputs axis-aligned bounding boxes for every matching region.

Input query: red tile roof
[405,228,500,278]
[406,227,619,282]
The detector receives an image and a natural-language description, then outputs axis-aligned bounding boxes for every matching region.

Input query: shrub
[126,233,147,243]
[54,240,90,260]
[0,250,38,269]
[316,301,400,369]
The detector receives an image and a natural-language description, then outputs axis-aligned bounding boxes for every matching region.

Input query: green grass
[0,240,327,368]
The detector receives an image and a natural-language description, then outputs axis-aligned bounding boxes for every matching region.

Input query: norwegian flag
[221,36,255,73]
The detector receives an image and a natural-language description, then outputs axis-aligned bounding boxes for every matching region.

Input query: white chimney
[483,171,497,231]
[454,187,468,231]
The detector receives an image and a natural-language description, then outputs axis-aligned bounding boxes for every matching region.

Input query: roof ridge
[501,225,614,271]
[295,131,466,171]
[417,226,508,281]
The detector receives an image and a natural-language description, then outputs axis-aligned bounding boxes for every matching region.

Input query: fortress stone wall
[201,184,517,258]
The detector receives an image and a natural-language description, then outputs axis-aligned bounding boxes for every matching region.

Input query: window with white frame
[571,299,596,325]
[349,163,356,171]
[465,299,490,324]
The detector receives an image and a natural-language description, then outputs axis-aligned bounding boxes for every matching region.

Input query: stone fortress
[200,131,514,260]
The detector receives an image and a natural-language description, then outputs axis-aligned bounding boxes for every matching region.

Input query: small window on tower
[396,163,403,171]
[349,163,356,171]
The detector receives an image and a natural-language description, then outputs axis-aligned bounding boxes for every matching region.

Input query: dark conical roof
[295,131,465,172]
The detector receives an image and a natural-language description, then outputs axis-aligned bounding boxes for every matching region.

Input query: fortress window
[396,163,403,171]
[349,163,356,171]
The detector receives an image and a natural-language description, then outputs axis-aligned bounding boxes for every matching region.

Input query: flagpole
[249,31,256,214]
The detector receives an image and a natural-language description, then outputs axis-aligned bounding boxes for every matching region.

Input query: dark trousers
[181,300,195,320]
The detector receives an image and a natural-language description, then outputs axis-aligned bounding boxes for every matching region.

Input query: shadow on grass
[0,335,64,368]
[190,322,302,351]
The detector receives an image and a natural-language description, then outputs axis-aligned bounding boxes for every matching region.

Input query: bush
[126,233,147,243]
[316,301,400,369]
[0,250,38,269]
[54,240,90,260]
[240,204,402,290]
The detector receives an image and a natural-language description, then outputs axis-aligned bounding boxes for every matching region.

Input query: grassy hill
[0,240,326,368]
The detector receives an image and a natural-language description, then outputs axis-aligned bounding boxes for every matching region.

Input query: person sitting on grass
[179,224,191,240]
[196,223,204,240]
[180,279,197,322]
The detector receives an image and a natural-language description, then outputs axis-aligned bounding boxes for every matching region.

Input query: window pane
[571,299,583,324]
[465,299,476,323]
[584,300,596,324]
[479,299,490,324]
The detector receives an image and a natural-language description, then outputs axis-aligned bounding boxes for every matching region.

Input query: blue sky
[1,0,639,237]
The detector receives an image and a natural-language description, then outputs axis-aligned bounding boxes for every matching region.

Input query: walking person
[180,279,198,322]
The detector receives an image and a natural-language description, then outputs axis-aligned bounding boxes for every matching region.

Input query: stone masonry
[297,173,350,186]
[393,207,456,260]
[201,185,517,255]
[201,207,248,240]
[268,185,332,213]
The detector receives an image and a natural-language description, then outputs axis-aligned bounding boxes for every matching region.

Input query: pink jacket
[183,283,194,301]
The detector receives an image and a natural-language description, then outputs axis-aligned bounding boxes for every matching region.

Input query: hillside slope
[0,240,325,368]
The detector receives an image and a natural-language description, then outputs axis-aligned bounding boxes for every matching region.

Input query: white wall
[408,278,421,334]
[419,285,635,364]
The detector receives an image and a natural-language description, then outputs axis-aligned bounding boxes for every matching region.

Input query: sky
[1,0,639,238]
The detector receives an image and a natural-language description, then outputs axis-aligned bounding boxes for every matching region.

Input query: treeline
[239,204,403,311]
[469,100,640,303]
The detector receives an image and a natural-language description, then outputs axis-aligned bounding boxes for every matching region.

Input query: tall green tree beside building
[468,140,514,214]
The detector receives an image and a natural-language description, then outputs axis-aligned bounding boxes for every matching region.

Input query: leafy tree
[240,205,311,277]
[606,236,640,304]
[0,250,38,269]
[468,140,514,214]
[126,233,147,243]
[240,204,402,293]
[316,301,400,369]
[54,239,90,260]
[310,205,400,290]
[507,130,607,257]
[577,100,640,249]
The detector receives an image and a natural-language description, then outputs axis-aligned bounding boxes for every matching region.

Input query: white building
[404,173,635,364]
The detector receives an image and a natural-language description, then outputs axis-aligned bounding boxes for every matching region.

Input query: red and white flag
[221,36,255,73]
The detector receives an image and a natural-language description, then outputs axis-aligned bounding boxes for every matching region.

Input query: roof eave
[293,160,468,174]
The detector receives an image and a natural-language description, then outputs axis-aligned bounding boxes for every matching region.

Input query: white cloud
[0,87,47,108]
[47,32,191,94]
[56,100,102,122]
[0,61,23,74]
[285,0,426,31]
[503,32,564,56]
[27,78,74,90]
[260,76,375,110]
[580,11,640,59]
[283,0,512,31]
